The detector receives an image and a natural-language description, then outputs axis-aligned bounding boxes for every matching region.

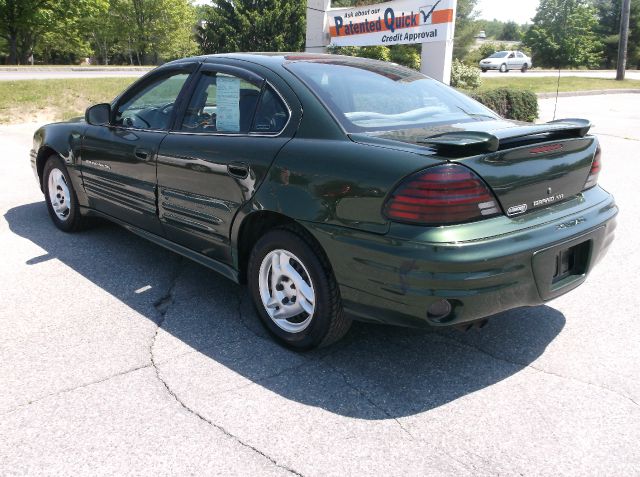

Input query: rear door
[156,62,298,265]
[81,63,197,234]
[507,52,519,69]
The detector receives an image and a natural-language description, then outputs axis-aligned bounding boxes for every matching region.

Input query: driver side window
[114,72,190,130]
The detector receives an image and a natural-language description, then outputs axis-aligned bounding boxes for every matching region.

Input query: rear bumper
[303,187,617,328]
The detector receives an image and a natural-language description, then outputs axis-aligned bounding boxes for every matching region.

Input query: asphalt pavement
[1,94,639,476]
[482,69,640,80]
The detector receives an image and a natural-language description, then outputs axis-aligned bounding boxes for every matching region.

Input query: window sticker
[216,75,241,132]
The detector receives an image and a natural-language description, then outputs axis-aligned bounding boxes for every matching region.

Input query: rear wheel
[499,63,508,73]
[521,63,529,73]
[481,68,487,73]
[247,226,351,350]
[43,155,86,232]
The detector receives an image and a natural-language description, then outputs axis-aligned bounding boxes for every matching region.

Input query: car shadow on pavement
[6,202,566,419]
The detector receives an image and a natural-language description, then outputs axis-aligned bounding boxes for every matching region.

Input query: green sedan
[30,53,617,349]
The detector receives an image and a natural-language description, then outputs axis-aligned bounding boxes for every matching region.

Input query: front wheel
[499,63,508,73]
[43,155,86,232]
[481,68,487,73]
[247,227,351,350]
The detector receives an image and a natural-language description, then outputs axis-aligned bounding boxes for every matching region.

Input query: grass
[0,77,136,124]
[1,75,640,124]
[477,76,640,93]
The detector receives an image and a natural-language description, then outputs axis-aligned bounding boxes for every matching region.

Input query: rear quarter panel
[252,138,445,234]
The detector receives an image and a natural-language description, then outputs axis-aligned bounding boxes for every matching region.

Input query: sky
[475,0,540,24]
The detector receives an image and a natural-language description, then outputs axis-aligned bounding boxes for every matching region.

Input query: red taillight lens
[583,144,601,190]
[383,164,502,225]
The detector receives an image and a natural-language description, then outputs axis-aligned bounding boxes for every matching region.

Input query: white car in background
[479,50,532,73]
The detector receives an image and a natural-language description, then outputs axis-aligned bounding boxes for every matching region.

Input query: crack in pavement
[148,260,304,477]
[321,359,417,441]
[0,363,150,417]
[409,333,640,410]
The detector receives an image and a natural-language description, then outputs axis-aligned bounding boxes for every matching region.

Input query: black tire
[481,68,487,73]
[42,155,86,232]
[521,63,529,73]
[499,63,508,73]
[247,226,351,350]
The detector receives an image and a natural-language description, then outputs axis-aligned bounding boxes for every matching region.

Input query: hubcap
[47,168,71,221]
[258,249,315,333]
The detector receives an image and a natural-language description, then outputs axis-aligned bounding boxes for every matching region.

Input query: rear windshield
[488,52,509,58]
[284,59,498,133]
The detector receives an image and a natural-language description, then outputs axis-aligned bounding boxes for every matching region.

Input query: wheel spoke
[273,303,301,320]
[265,296,280,310]
[283,263,314,304]
[298,296,314,315]
[271,252,282,276]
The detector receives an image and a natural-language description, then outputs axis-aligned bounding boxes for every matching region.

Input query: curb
[0,67,154,73]
[537,89,640,99]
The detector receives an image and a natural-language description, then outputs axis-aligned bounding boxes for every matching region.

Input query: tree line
[0,0,638,69]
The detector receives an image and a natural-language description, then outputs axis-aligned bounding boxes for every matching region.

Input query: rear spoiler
[418,118,592,156]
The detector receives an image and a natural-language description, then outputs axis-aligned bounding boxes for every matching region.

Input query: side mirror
[85,103,111,126]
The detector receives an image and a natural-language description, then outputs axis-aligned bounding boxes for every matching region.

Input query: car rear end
[313,124,616,328]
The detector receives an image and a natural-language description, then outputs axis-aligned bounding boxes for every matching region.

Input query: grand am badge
[533,193,564,207]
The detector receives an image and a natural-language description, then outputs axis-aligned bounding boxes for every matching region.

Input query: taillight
[583,144,601,190]
[383,164,501,225]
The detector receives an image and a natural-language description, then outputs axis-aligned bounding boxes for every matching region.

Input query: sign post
[306,0,457,84]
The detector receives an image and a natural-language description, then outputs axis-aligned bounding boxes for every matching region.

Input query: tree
[109,0,196,65]
[477,19,505,39]
[35,0,99,64]
[453,0,480,59]
[0,0,55,64]
[196,0,305,54]
[592,0,640,69]
[524,0,602,68]
[499,21,521,41]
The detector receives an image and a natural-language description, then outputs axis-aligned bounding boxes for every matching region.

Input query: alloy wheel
[47,168,71,221]
[258,248,316,333]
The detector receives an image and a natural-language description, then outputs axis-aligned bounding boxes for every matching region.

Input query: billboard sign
[329,0,455,47]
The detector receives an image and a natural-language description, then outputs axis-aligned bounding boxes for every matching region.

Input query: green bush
[327,44,421,70]
[389,45,421,70]
[470,88,539,122]
[450,59,482,90]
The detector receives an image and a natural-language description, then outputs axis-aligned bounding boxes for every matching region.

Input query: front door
[156,64,296,265]
[81,65,196,234]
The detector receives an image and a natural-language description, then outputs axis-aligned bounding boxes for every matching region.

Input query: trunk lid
[350,118,597,217]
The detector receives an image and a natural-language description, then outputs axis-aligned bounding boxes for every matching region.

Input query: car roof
[162,52,383,70]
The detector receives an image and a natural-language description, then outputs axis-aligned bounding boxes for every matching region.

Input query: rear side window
[180,72,262,133]
[251,87,289,133]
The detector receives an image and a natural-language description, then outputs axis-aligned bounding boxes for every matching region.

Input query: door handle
[227,163,249,179]
[135,148,151,160]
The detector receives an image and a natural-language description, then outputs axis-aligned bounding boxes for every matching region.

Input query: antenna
[553,66,560,120]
